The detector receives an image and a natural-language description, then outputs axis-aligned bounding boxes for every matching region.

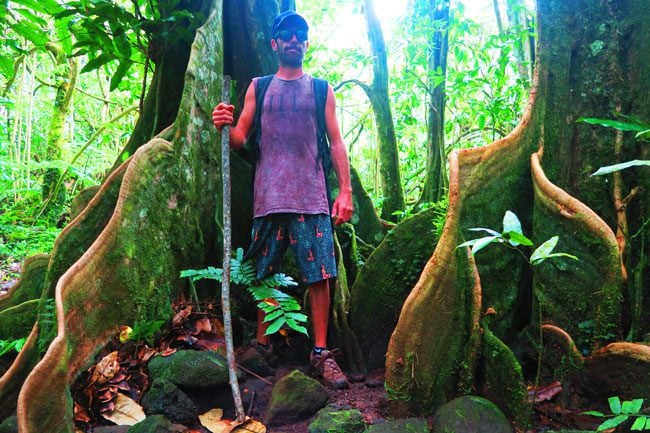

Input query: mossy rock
[477,324,530,427]
[363,417,429,432]
[141,378,198,424]
[309,406,365,433]
[127,414,185,433]
[432,396,513,433]
[264,370,328,426]
[147,350,229,387]
[350,207,441,368]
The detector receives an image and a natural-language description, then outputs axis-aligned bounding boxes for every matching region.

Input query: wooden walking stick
[220,75,245,421]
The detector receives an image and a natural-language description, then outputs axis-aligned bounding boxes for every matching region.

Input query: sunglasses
[275,29,308,42]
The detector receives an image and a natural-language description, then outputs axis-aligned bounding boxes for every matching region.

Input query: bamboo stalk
[220,75,245,421]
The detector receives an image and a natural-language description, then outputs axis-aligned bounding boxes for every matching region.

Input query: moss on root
[0,254,49,312]
[10,4,223,431]
[477,322,530,428]
[350,207,441,369]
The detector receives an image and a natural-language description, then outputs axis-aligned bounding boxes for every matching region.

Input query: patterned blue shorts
[245,213,337,285]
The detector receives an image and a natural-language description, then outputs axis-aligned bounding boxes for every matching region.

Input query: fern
[181,248,307,336]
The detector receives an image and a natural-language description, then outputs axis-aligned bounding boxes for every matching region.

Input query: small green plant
[119,319,166,345]
[583,396,650,431]
[0,337,27,357]
[181,248,307,336]
[577,116,650,176]
[457,210,578,265]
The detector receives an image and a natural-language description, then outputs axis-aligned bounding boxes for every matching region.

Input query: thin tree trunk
[506,0,532,82]
[419,0,450,205]
[493,0,504,34]
[41,43,77,221]
[25,54,35,190]
[10,60,26,200]
[364,0,405,220]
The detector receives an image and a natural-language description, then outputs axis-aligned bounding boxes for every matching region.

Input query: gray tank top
[253,74,329,217]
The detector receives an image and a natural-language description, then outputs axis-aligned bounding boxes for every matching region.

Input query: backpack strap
[247,74,275,164]
[312,77,333,211]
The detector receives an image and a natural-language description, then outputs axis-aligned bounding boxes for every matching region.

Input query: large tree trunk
[385,0,649,421]
[364,0,406,220]
[0,1,384,428]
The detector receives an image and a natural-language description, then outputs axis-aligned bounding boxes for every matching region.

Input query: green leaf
[265,318,286,335]
[471,236,500,254]
[631,416,647,430]
[289,324,308,335]
[457,235,498,252]
[583,410,605,417]
[14,338,26,352]
[609,396,623,414]
[578,117,649,132]
[598,415,628,431]
[477,113,486,130]
[287,312,308,322]
[13,8,48,27]
[467,227,500,236]
[592,160,650,176]
[502,210,523,234]
[262,309,284,323]
[110,59,133,91]
[80,52,115,74]
[623,399,644,415]
[530,236,559,264]
[538,252,579,263]
[504,231,533,247]
[0,55,13,78]
[12,21,49,46]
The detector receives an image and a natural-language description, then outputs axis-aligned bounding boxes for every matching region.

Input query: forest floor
[0,263,604,433]
[0,259,20,296]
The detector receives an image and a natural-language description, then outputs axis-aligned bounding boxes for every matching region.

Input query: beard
[277,45,304,68]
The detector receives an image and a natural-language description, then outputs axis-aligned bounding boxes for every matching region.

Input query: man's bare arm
[325,85,353,225]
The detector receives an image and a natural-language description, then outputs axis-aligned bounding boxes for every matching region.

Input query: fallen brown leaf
[90,351,119,385]
[193,317,212,334]
[528,381,562,403]
[100,393,146,426]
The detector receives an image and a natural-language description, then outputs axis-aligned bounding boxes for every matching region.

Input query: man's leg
[308,279,330,348]
[308,278,348,389]
[256,310,270,346]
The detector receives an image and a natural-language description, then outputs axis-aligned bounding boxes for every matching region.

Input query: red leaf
[172,306,192,325]
[73,401,92,423]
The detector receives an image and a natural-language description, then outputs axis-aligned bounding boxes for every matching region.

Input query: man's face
[272,28,308,68]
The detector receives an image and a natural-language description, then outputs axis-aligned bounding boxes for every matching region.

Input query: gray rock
[0,416,17,433]
[264,370,328,426]
[237,346,275,377]
[141,378,198,424]
[432,396,513,433]
[127,415,186,433]
[147,350,229,387]
[364,417,429,432]
[309,405,366,433]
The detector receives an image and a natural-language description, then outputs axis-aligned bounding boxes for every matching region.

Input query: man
[212,10,353,389]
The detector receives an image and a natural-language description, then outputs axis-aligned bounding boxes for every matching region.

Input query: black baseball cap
[271,10,309,38]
